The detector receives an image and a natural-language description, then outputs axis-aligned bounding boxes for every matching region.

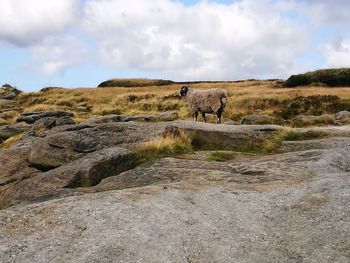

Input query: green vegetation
[284,68,350,87]
[279,95,346,119]
[208,151,236,162]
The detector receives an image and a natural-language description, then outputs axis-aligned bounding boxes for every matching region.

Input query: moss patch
[208,151,236,162]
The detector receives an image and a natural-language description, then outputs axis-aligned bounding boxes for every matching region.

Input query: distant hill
[97,78,175,88]
[97,78,283,88]
[284,68,350,87]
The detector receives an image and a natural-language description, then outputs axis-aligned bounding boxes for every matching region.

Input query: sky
[0,0,349,91]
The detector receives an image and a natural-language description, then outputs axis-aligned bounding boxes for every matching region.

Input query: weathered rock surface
[0,85,21,100]
[28,122,165,169]
[335,110,350,125]
[241,114,278,125]
[1,121,350,263]
[165,121,282,150]
[0,137,349,263]
[293,114,335,126]
[17,111,74,124]
[159,110,178,121]
[0,122,31,141]
[32,116,75,129]
[0,147,134,208]
[86,114,156,124]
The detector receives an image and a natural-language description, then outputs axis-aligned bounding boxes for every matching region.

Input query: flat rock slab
[93,143,349,193]
[0,158,348,263]
[281,137,350,152]
[296,125,350,137]
[165,121,282,150]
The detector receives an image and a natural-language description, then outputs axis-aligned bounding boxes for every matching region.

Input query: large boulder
[0,147,134,209]
[165,121,282,150]
[28,122,165,170]
[0,122,31,141]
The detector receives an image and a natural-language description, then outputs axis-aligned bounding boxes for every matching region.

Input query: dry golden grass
[134,130,193,163]
[10,79,350,124]
[0,133,23,148]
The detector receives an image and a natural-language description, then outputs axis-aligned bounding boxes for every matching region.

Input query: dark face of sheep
[180,86,189,97]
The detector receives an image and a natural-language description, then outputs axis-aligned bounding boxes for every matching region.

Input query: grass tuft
[208,151,236,162]
[0,133,23,148]
[134,130,193,164]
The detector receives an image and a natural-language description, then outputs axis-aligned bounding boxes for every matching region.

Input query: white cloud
[321,39,350,68]
[0,0,80,45]
[82,0,309,80]
[28,35,88,75]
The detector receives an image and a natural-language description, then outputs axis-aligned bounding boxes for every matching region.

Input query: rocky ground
[0,105,349,262]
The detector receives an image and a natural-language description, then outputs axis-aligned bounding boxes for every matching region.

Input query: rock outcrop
[0,133,349,263]
[165,121,282,150]
[1,120,350,263]
[17,111,74,124]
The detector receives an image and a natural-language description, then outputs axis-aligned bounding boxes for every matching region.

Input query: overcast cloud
[0,0,349,89]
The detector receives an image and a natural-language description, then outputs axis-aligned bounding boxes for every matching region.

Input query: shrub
[284,68,350,87]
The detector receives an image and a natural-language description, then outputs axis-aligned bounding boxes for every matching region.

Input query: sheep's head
[180,86,189,97]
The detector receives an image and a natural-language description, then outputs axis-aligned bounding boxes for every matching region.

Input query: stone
[17,111,74,124]
[335,111,350,119]
[86,115,126,124]
[224,120,241,125]
[55,116,75,126]
[1,137,349,262]
[0,86,21,100]
[334,111,350,125]
[2,92,17,100]
[123,114,156,122]
[0,123,31,140]
[76,106,92,112]
[87,114,157,124]
[241,114,277,125]
[33,117,57,129]
[0,147,134,208]
[28,122,165,169]
[165,121,282,151]
[159,111,178,121]
[293,114,335,127]
[0,122,350,262]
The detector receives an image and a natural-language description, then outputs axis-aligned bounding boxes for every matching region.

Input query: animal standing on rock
[179,86,227,123]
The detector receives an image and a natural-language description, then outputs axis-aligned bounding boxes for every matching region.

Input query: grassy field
[4,79,350,125]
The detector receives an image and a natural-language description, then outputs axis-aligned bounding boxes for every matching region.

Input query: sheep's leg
[216,108,223,124]
[193,111,198,122]
[201,112,207,123]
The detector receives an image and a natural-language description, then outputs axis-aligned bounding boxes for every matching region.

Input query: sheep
[179,86,227,124]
